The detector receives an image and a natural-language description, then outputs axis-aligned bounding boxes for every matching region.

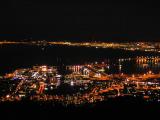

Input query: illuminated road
[84,65,110,80]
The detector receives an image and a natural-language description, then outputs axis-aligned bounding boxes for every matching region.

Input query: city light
[0,62,160,106]
[1,41,160,107]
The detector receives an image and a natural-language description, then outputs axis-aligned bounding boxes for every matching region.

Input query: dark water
[0,44,160,75]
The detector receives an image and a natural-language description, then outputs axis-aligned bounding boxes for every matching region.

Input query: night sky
[0,1,160,41]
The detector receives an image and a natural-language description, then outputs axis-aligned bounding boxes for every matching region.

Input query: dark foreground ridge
[0,96,159,118]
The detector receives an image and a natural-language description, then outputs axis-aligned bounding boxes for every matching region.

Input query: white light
[71,81,74,86]
[50,86,53,90]
[6,95,10,98]
[19,94,25,97]
[56,75,61,78]
[149,71,152,74]
[45,87,48,90]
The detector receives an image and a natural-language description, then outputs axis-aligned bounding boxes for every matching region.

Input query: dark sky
[1,1,160,41]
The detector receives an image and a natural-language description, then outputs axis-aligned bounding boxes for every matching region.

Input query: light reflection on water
[0,44,160,75]
[67,57,160,75]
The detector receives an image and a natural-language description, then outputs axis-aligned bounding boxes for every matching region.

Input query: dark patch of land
[0,96,159,119]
